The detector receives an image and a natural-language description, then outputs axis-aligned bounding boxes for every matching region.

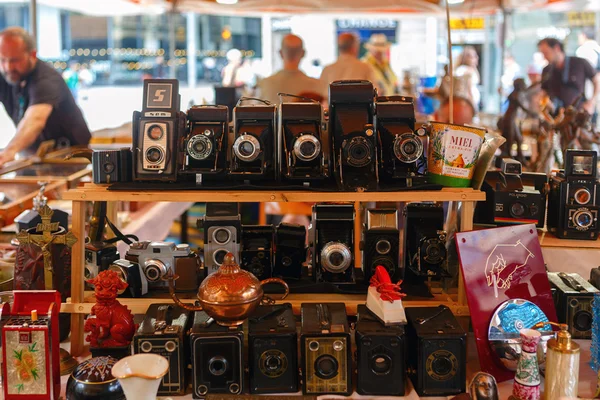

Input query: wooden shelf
[63,183,485,203]
[538,231,600,249]
[62,293,469,317]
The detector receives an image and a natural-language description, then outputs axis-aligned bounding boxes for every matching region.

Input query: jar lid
[548,324,580,354]
[72,356,118,383]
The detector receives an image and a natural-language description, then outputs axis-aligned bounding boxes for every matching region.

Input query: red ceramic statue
[84,270,136,348]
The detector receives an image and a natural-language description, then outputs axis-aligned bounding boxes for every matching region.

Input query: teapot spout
[164,272,203,312]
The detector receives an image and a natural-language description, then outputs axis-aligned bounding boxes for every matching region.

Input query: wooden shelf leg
[70,200,87,356]
[457,201,475,308]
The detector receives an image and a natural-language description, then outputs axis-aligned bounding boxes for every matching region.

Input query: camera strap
[103,217,139,246]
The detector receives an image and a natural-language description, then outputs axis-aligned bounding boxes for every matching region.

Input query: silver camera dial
[321,241,352,273]
[187,134,213,161]
[143,259,169,282]
[393,132,423,163]
[293,134,321,162]
[233,133,261,162]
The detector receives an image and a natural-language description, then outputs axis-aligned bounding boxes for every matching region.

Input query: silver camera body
[204,219,241,275]
[126,241,192,287]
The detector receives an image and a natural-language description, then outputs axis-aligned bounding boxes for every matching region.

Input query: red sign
[456,224,557,382]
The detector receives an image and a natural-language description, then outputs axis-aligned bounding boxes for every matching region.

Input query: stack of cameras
[91,79,429,191]
[132,301,466,396]
[474,150,600,241]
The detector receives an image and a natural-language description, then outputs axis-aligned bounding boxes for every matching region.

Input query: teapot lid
[200,253,263,305]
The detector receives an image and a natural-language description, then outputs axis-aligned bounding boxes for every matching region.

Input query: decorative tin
[426,122,485,187]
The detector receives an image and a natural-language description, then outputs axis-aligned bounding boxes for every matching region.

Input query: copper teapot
[165,253,289,326]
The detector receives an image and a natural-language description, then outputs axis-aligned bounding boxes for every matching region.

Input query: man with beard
[0,27,90,166]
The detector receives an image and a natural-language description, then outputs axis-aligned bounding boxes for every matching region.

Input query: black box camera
[273,222,306,280]
[362,208,401,283]
[241,225,274,280]
[92,148,132,184]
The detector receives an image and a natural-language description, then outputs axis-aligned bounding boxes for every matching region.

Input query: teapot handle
[259,278,290,305]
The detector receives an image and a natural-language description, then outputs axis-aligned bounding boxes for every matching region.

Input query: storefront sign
[336,19,398,30]
[450,18,485,30]
[567,12,596,27]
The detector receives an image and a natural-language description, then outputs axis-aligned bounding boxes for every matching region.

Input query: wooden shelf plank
[63,183,486,203]
[538,231,600,249]
[61,293,469,317]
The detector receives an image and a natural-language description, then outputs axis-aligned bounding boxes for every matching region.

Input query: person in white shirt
[576,28,600,124]
[320,32,379,91]
[255,34,327,104]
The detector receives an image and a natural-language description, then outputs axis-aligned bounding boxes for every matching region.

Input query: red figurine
[84,270,136,348]
[369,265,407,303]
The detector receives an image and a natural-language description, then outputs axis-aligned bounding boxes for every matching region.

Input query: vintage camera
[548,272,598,339]
[279,100,327,183]
[197,202,241,275]
[547,149,600,240]
[92,148,133,183]
[133,79,185,182]
[109,259,148,298]
[475,158,547,228]
[180,105,229,181]
[329,80,377,191]
[84,242,119,280]
[362,208,400,283]
[190,310,244,397]
[133,304,192,396]
[356,305,405,396]
[241,225,274,280]
[375,96,426,186]
[125,240,200,291]
[249,304,298,394]
[273,222,306,280]
[406,306,467,397]
[300,303,352,396]
[404,203,448,279]
[230,99,278,181]
[311,204,355,284]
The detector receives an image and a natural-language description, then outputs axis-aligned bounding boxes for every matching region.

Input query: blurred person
[255,34,326,104]
[0,27,90,166]
[78,64,94,101]
[454,46,481,112]
[62,61,79,101]
[576,28,600,69]
[321,32,378,90]
[538,37,599,114]
[362,33,397,96]
[527,52,547,85]
[499,53,521,99]
[221,48,244,87]
[435,76,476,125]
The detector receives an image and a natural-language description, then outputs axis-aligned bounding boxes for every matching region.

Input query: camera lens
[233,134,261,162]
[214,249,228,266]
[431,356,453,377]
[293,134,321,162]
[574,310,592,332]
[346,136,372,168]
[393,133,423,163]
[147,124,164,140]
[187,135,213,161]
[282,256,292,267]
[213,228,231,244]
[370,354,392,375]
[144,260,167,282]
[103,162,115,174]
[314,355,339,380]
[422,239,446,265]
[574,188,592,205]
[208,356,228,376]
[574,210,594,229]
[372,258,395,278]
[376,239,391,255]
[145,146,164,164]
[250,263,265,278]
[510,202,526,218]
[321,242,352,273]
[265,355,282,372]
[84,267,93,279]
[140,341,153,353]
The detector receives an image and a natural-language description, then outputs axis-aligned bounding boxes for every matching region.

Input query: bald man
[320,32,379,91]
[0,27,90,165]
[255,34,327,104]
